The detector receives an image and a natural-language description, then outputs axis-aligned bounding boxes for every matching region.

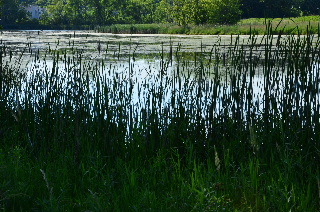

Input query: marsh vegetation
[0,25,320,211]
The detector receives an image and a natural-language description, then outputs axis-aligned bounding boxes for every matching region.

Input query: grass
[95,23,192,34]
[96,15,320,35]
[0,24,320,211]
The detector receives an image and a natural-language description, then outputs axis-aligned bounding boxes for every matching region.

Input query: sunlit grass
[96,16,320,35]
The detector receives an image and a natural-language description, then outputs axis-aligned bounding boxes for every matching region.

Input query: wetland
[0,29,320,211]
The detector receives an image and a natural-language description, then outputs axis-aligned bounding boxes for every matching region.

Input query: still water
[1,30,320,128]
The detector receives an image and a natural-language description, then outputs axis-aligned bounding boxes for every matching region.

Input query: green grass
[0,24,320,211]
[96,15,320,35]
[95,23,192,34]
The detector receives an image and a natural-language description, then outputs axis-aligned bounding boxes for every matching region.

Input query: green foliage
[202,0,242,24]
[0,0,2,29]
[123,0,158,24]
[158,0,241,26]
[96,16,320,35]
[1,0,30,26]
[261,0,305,17]
[1,0,319,29]
[154,0,173,23]
[170,0,194,25]
[302,0,320,15]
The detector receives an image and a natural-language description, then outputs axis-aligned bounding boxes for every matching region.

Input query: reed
[0,24,319,211]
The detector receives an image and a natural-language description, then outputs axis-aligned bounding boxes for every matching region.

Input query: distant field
[96,15,320,35]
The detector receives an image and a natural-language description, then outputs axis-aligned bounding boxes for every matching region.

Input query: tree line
[1,0,320,27]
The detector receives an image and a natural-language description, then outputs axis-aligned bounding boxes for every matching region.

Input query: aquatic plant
[0,25,319,211]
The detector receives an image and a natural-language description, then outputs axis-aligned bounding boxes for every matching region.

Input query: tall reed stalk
[0,25,319,211]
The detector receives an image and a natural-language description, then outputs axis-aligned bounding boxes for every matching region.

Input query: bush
[202,0,242,24]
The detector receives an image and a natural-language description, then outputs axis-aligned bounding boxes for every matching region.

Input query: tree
[1,0,29,25]
[88,0,105,25]
[261,0,303,18]
[21,0,39,5]
[121,0,158,24]
[240,0,264,18]
[171,0,194,25]
[154,0,173,23]
[0,0,2,29]
[202,0,242,24]
[36,0,51,7]
[191,0,207,25]
[161,0,241,25]
[301,0,320,15]
[42,0,69,25]
[41,0,93,26]
[63,0,91,25]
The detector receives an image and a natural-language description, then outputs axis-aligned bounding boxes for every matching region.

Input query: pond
[1,30,320,139]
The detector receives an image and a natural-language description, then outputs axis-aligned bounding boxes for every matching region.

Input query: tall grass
[0,24,320,211]
[96,16,320,35]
